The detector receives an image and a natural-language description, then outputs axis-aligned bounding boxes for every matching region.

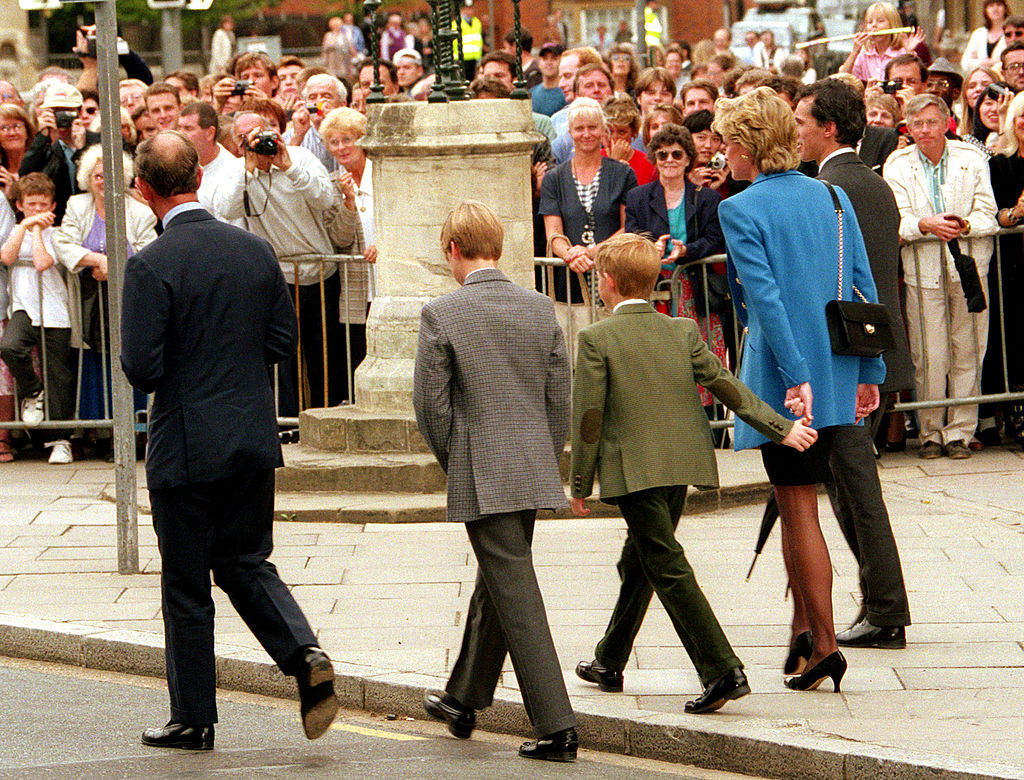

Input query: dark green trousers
[594,485,741,686]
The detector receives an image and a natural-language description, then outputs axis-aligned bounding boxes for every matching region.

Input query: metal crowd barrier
[4,227,1023,448]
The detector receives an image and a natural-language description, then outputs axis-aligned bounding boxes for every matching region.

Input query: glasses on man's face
[1004,62,1024,74]
[927,78,952,90]
[908,117,944,131]
[0,123,25,133]
[655,149,686,162]
[0,93,17,102]
[611,53,632,62]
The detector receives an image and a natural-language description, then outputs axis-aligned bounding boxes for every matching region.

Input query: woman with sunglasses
[625,124,727,409]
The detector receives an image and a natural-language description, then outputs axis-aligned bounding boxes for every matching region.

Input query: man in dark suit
[858,124,900,174]
[413,201,577,762]
[795,81,911,648]
[122,131,339,750]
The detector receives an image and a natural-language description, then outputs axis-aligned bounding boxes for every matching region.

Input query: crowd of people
[1,1,1023,479]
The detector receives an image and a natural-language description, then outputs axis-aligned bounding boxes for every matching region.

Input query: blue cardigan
[718,171,886,450]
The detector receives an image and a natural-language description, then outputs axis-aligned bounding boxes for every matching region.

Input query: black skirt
[760,425,838,486]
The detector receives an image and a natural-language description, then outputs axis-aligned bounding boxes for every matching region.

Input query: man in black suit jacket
[122,131,339,750]
[794,81,911,649]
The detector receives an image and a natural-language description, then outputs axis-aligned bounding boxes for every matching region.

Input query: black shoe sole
[519,749,578,762]
[300,655,339,740]
[575,665,623,692]
[423,697,474,739]
[685,682,751,714]
[837,637,906,649]
[141,738,214,750]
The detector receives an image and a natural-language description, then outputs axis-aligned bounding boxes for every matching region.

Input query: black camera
[986,83,1010,99]
[54,110,77,129]
[707,152,727,171]
[880,79,903,95]
[232,79,251,97]
[250,131,279,156]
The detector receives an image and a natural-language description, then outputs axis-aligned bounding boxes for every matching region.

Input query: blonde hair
[998,90,1024,156]
[567,97,605,131]
[828,71,866,97]
[76,144,134,193]
[319,107,367,140]
[712,87,800,174]
[440,200,504,261]
[595,233,662,299]
[863,2,903,49]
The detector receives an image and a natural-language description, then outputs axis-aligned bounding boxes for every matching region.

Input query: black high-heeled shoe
[785,650,847,692]
[783,631,813,677]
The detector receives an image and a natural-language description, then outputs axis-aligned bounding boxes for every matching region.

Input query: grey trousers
[826,424,911,627]
[446,510,576,737]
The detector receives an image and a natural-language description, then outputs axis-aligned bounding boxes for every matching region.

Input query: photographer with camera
[283,74,347,173]
[214,112,347,414]
[72,24,152,95]
[213,52,280,116]
[18,83,97,224]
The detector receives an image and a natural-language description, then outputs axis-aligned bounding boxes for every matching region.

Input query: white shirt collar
[163,201,205,225]
[613,298,647,312]
[819,147,857,170]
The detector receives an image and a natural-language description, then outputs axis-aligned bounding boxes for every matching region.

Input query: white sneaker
[47,439,73,465]
[20,392,45,427]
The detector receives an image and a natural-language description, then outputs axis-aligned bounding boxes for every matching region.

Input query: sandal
[0,440,14,463]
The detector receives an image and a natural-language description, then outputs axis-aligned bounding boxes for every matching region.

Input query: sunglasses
[655,149,686,161]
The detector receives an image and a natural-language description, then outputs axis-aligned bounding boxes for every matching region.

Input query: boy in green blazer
[570,233,816,713]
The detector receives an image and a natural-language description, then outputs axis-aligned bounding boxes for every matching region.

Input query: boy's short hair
[440,201,504,261]
[595,233,661,300]
[14,172,56,203]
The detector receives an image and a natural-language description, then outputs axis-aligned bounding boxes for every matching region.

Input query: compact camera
[707,151,727,171]
[232,79,252,97]
[54,110,77,129]
[250,131,279,156]
[986,83,1011,99]
[880,78,903,95]
[306,101,327,116]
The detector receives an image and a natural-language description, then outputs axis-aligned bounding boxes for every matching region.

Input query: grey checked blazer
[413,267,571,523]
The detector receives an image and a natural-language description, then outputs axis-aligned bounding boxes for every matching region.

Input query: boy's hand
[781,419,818,451]
[570,497,591,517]
[23,211,55,230]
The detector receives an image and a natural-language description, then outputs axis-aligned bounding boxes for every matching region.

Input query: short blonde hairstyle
[567,97,605,131]
[595,233,662,300]
[865,93,902,125]
[998,90,1024,156]
[320,107,367,140]
[440,200,504,261]
[76,144,134,193]
[712,86,800,174]
[828,71,866,97]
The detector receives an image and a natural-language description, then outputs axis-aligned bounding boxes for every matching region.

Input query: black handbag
[822,182,895,358]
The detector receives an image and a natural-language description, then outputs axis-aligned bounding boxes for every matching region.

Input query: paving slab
[2,449,1024,778]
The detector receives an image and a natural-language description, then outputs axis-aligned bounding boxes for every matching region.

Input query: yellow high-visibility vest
[458,15,483,61]
[644,7,663,46]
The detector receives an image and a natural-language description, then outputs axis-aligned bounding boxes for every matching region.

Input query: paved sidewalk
[2,447,1024,778]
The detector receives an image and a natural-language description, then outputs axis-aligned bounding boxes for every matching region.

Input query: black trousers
[149,468,318,724]
[0,310,74,420]
[825,424,911,627]
[447,510,576,737]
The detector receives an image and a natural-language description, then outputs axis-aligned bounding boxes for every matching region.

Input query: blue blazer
[121,208,298,489]
[624,179,724,260]
[718,171,886,450]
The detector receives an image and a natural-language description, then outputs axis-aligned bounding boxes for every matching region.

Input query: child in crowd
[0,173,75,464]
[841,2,925,83]
[569,232,816,713]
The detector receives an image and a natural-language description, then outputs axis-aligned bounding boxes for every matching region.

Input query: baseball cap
[41,82,83,110]
[539,42,564,57]
[393,47,422,65]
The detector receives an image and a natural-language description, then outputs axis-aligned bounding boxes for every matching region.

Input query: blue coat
[718,171,886,450]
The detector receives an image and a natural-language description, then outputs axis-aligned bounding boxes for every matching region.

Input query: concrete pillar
[0,9,36,90]
[355,99,540,414]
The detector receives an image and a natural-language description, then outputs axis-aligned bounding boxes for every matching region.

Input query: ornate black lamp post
[364,0,386,105]
[509,0,529,100]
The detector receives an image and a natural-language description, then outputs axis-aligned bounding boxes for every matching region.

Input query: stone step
[298,406,428,454]
[276,444,446,493]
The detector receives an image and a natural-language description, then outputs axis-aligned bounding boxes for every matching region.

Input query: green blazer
[570,303,792,502]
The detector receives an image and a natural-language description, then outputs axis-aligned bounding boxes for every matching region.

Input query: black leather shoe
[423,691,476,739]
[296,646,339,739]
[783,631,812,677]
[575,659,624,692]
[684,668,750,714]
[786,651,847,692]
[836,619,906,649]
[519,727,578,762]
[141,721,214,750]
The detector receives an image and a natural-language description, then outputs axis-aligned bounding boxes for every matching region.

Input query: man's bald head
[135,130,200,198]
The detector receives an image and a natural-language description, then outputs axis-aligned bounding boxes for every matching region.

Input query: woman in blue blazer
[714,88,887,693]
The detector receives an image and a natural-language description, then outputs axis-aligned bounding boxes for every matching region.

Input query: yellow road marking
[330,723,428,741]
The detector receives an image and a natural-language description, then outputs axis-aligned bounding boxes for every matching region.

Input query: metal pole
[634,0,647,66]
[95,0,139,575]
[161,7,184,73]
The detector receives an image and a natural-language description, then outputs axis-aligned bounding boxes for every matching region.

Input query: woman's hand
[85,252,108,281]
[364,244,377,264]
[607,137,632,162]
[784,382,813,423]
[781,419,818,451]
[565,244,594,273]
[855,383,880,421]
[336,170,357,209]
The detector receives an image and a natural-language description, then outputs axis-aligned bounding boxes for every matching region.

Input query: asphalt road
[0,657,758,780]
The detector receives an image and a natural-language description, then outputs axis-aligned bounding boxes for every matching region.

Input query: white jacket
[960,26,1006,73]
[883,140,998,289]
